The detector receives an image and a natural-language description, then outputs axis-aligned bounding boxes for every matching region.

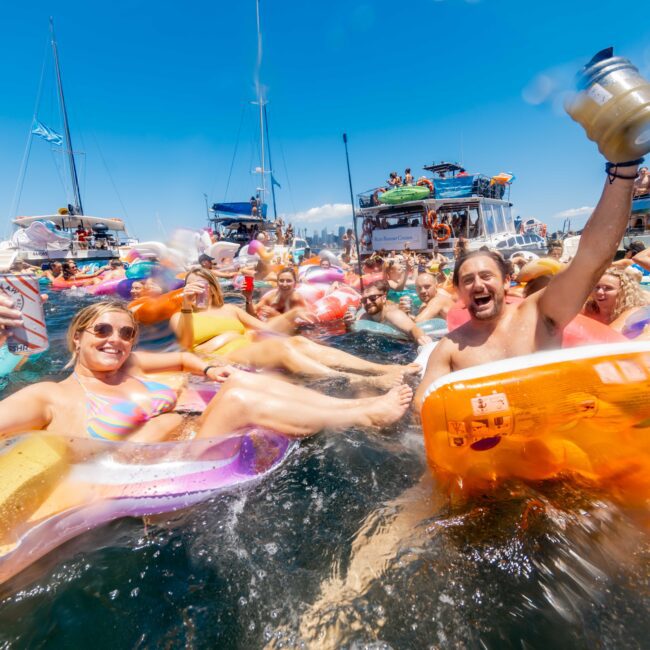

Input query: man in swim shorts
[345,280,433,346]
[414,160,641,410]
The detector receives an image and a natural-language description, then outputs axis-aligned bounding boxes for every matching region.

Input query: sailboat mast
[50,17,84,215]
[264,104,278,220]
[255,0,266,214]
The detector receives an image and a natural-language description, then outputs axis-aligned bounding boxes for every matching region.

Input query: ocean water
[0,292,649,649]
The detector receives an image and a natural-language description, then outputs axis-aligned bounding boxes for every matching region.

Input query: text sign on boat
[372,227,428,251]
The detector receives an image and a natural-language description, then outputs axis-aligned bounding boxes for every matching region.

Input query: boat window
[468,209,480,238]
[483,205,496,236]
[515,235,525,246]
[523,234,532,243]
[507,237,516,247]
[496,240,508,248]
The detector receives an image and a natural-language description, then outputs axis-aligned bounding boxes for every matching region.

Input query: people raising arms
[171,269,418,387]
[0,302,413,442]
[414,160,640,410]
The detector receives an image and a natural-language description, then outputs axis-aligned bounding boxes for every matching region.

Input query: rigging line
[90,131,131,221]
[8,32,50,222]
[220,102,247,202]
[278,142,297,217]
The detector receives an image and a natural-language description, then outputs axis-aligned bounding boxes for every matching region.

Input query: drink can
[0,272,49,355]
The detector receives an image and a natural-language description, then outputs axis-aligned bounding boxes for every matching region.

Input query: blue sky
[0,0,648,240]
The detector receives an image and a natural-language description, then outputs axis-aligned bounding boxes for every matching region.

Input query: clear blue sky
[1,0,648,240]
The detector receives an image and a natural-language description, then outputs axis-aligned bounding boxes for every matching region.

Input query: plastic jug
[565,47,650,163]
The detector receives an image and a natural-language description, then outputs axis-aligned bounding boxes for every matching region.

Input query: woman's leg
[197,373,413,439]
[289,335,419,376]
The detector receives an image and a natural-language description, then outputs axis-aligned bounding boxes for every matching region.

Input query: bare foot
[386,362,420,376]
[364,384,413,428]
[350,372,402,391]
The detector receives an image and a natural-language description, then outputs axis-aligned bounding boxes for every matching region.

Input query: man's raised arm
[538,164,640,329]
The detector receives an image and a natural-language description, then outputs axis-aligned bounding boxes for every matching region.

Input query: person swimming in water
[171,269,419,388]
[0,301,413,442]
[399,272,455,322]
[246,267,309,321]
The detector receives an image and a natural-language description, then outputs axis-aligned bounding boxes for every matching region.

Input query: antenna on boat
[50,17,84,216]
[342,133,364,289]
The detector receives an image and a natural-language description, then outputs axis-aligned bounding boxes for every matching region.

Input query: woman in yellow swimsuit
[0,301,413,441]
[170,269,418,387]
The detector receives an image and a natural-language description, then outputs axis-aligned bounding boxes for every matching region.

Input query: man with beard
[414,160,641,410]
[345,280,433,345]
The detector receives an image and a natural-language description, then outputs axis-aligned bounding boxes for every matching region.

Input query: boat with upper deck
[356,161,547,260]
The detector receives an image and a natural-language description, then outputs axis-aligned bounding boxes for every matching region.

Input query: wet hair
[277,267,297,282]
[365,279,390,295]
[184,267,224,308]
[62,260,78,280]
[66,301,138,368]
[584,266,649,321]
[452,250,510,287]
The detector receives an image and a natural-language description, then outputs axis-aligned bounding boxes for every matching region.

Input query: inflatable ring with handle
[433,223,452,242]
[417,178,434,192]
[425,210,438,230]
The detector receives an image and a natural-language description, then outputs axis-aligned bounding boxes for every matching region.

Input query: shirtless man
[400,272,455,322]
[346,280,433,345]
[633,166,650,197]
[414,161,640,410]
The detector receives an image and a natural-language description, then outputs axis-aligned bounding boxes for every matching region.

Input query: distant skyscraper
[338,226,345,238]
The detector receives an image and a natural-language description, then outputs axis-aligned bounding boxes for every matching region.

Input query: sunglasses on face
[361,294,384,304]
[85,323,137,341]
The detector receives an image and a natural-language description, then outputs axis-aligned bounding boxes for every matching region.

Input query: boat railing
[357,174,510,208]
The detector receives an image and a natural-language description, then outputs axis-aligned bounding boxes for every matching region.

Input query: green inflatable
[378,185,431,205]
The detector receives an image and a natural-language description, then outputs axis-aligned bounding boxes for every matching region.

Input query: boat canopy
[13,214,126,232]
[212,202,268,219]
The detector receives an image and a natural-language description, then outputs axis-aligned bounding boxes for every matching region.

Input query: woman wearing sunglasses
[0,301,413,442]
[171,269,419,388]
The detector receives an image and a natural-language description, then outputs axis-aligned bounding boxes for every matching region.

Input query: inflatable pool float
[351,318,448,341]
[298,265,344,285]
[129,289,184,325]
[0,430,295,585]
[309,286,360,322]
[421,342,650,495]
[347,272,384,292]
[0,345,22,378]
[378,186,431,205]
[51,276,98,290]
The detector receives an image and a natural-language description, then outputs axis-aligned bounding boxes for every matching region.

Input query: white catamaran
[1,19,135,266]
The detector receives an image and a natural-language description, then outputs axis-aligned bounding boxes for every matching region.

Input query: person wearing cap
[197,253,238,280]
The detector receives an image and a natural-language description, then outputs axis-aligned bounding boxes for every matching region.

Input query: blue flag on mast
[271,173,281,189]
[31,120,63,146]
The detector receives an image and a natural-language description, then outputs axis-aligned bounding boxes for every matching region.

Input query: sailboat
[208,1,307,260]
[1,18,134,265]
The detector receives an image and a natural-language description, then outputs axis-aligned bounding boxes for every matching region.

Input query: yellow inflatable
[421,342,650,500]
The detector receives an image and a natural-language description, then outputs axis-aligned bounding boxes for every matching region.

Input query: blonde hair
[185,267,224,308]
[66,301,138,368]
[585,266,649,321]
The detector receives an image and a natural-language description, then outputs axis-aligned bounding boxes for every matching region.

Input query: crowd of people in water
[0,158,647,456]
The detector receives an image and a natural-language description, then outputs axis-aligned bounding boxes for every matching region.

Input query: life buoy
[425,210,437,230]
[417,178,434,192]
[433,223,451,242]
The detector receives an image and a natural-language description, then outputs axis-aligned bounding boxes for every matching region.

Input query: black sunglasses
[85,323,136,342]
[361,294,384,304]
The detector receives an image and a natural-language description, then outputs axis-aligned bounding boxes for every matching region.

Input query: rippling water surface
[0,292,649,649]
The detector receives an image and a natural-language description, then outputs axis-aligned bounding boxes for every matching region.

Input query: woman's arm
[0,383,53,437]
[170,311,195,350]
[132,350,227,376]
[233,305,272,331]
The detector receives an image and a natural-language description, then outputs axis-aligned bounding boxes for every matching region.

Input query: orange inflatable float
[420,341,650,499]
[129,289,183,325]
